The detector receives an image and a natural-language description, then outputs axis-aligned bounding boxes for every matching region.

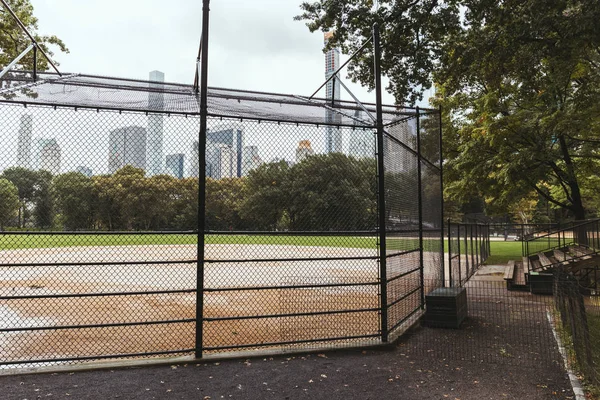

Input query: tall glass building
[205,124,244,179]
[324,32,342,153]
[108,126,147,174]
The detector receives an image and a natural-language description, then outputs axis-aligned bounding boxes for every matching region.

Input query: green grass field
[0,234,524,265]
[485,241,524,265]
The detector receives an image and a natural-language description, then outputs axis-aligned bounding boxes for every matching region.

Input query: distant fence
[447,222,490,287]
[553,269,600,388]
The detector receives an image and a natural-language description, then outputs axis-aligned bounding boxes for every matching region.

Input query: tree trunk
[557,134,586,221]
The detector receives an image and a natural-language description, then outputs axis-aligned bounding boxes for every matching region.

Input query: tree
[436,0,600,221]
[0,0,68,75]
[53,172,94,230]
[296,0,460,104]
[172,178,198,231]
[240,161,292,230]
[0,178,20,230]
[205,177,248,231]
[297,0,600,220]
[1,166,38,227]
[287,154,376,231]
[32,169,53,228]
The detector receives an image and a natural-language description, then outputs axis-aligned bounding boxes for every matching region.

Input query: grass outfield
[0,233,428,251]
[485,241,524,265]
[0,233,523,262]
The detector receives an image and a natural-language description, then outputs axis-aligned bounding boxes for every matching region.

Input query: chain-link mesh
[553,269,600,389]
[0,72,443,367]
[0,101,198,367]
[405,279,562,367]
[447,223,490,287]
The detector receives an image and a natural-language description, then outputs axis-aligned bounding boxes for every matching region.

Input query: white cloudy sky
[30,0,407,104]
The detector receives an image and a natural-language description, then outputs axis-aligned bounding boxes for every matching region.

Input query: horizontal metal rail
[0,289,196,301]
[0,98,200,117]
[0,230,197,235]
[386,287,421,308]
[385,249,420,258]
[0,259,196,268]
[0,318,195,333]
[387,305,422,333]
[205,255,378,264]
[0,349,195,366]
[203,333,380,352]
[204,281,379,292]
[386,267,422,284]
[204,307,380,322]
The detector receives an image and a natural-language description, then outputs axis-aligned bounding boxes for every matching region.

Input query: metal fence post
[373,23,388,343]
[195,0,211,360]
[439,106,445,288]
[416,106,425,308]
[447,219,452,287]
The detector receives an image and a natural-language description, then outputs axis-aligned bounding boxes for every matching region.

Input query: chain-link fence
[0,71,442,368]
[447,223,490,287]
[553,269,600,389]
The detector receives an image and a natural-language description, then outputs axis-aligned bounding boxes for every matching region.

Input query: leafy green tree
[297,0,600,220]
[53,172,94,230]
[140,174,178,230]
[1,166,37,227]
[205,177,248,231]
[240,161,292,230]
[0,0,68,74]
[0,178,20,230]
[296,0,459,104]
[172,178,198,231]
[91,174,122,230]
[32,169,53,228]
[287,154,376,231]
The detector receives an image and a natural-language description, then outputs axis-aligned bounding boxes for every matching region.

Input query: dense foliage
[0,154,378,232]
[296,0,600,222]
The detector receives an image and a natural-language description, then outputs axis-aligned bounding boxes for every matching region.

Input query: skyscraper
[190,140,199,178]
[385,118,418,173]
[16,114,32,169]
[108,126,147,174]
[206,144,235,179]
[165,153,185,179]
[36,138,61,175]
[147,70,164,176]
[241,145,263,176]
[324,32,342,153]
[205,124,244,179]
[349,110,376,159]
[296,140,315,163]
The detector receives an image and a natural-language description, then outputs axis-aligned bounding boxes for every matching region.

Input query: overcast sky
[30,0,407,105]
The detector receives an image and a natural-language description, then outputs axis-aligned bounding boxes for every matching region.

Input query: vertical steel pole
[458,225,462,287]
[331,76,336,108]
[447,219,452,287]
[439,106,445,288]
[373,24,388,343]
[470,225,475,275]
[416,106,425,308]
[195,0,210,360]
[32,43,37,81]
[475,224,479,269]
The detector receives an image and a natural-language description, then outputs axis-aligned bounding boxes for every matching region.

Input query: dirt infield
[0,244,415,365]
